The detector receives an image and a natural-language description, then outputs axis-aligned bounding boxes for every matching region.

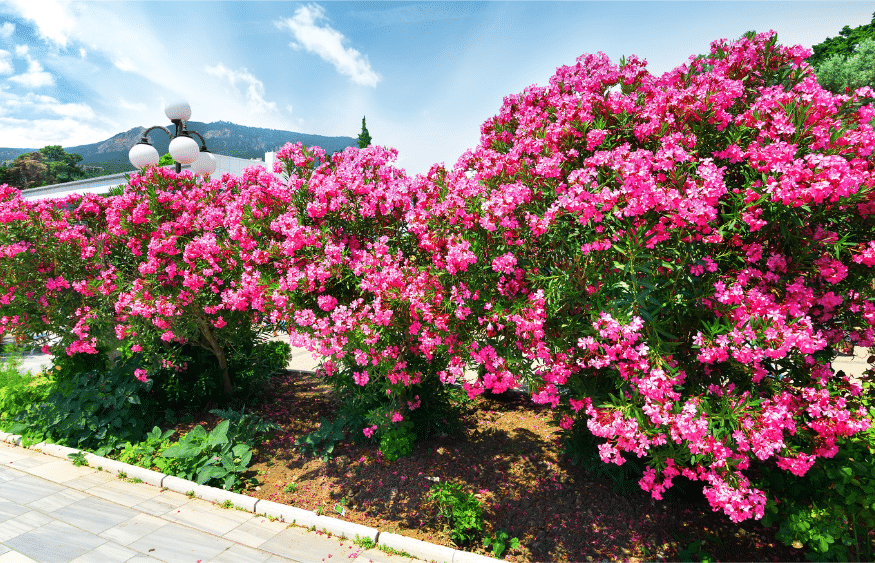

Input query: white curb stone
[116,463,166,487]
[311,514,379,543]
[31,442,80,458]
[378,532,456,563]
[3,434,22,445]
[254,499,321,528]
[83,454,128,476]
[162,474,201,495]
[196,484,259,512]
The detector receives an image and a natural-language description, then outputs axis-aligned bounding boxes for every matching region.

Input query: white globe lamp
[191,150,217,176]
[129,142,160,169]
[169,135,200,165]
[164,100,192,122]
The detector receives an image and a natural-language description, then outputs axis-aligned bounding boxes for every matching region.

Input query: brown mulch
[167,369,807,562]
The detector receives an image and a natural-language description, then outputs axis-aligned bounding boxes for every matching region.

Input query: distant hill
[0,121,359,175]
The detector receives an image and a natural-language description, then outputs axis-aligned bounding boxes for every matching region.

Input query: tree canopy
[808,14,875,95]
[808,12,875,68]
[814,37,875,94]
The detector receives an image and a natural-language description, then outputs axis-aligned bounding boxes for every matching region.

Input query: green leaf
[196,465,228,485]
[162,443,199,459]
[205,420,230,448]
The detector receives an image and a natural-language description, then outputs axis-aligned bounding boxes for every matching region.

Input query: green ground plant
[428,482,485,545]
[483,529,520,559]
[8,356,156,455]
[117,426,175,468]
[66,451,88,467]
[158,419,257,491]
[0,348,55,429]
[352,534,376,550]
[377,419,416,461]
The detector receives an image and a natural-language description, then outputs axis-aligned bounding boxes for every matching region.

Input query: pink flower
[362,425,377,438]
[134,369,148,382]
[352,371,369,386]
[317,295,338,312]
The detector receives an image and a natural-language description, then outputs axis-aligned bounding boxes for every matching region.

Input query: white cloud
[14,44,27,56]
[1,90,95,120]
[112,56,137,72]
[3,0,75,48]
[8,55,54,88]
[118,98,148,112]
[286,104,294,114]
[204,63,277,113]
[1,1,183,96]
[0,116,110,147]
[0,89,107,146]
[275,4,381,87]
[0,22,14,39]
[0,49,12,74]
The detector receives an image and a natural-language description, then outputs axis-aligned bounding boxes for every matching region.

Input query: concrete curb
[379,532,457,563]
[0,431,504,561]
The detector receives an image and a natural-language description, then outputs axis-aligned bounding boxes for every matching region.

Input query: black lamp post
[128,100,217,175]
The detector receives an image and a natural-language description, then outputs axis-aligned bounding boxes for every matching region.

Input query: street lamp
[128,100,217,176]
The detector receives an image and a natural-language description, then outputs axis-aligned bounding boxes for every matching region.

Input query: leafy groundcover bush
[0,338,289,489]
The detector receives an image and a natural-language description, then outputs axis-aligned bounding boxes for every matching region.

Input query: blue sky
[0,1,872,177]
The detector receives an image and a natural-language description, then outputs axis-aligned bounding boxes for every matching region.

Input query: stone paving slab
[220,515,289,550]
[85,478,164,508]
[126,521,236,563]
[0,475,64,505]
[258,526,357,563]
[98,513,169,547]
[49,496,141,535]
[161,496,256,536]
[21,459,94,484]
[4,519,107,563]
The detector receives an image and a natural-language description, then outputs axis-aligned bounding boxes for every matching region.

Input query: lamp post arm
[186,130,210,152]
[139,125,173,144]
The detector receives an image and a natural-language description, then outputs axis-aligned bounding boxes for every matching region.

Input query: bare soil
[170,369,806,562]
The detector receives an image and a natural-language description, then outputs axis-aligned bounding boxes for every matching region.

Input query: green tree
[808,13,875,68]
[357,116,372,149]
[813,37,875,94]
[39,145,84,184]
[158,153,174,167]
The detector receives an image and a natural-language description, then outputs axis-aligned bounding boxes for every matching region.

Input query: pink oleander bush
[259,144,461,440]
[0,168,277,396]
[415,31,875,523]
[0,30,873,537]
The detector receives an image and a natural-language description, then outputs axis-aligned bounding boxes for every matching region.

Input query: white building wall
[19,154,278,201]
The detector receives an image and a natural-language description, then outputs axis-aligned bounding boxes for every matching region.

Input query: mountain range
[0,121,360,175]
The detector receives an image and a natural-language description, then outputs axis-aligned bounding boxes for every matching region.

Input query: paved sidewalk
[0,442,425,563]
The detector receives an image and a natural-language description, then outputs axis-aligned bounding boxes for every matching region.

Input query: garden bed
[162,368,806,562]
